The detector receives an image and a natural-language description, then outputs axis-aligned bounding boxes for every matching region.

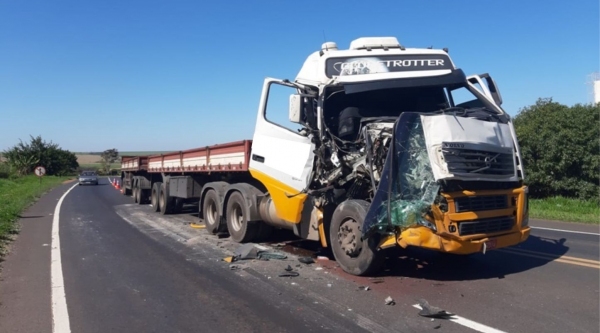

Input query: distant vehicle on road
[78,171,98,186]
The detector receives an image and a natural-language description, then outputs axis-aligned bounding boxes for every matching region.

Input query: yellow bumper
[392,226,530,254]
[379,186,531,254]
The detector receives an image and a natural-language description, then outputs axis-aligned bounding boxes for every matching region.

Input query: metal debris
[385,296,395,305]
[417,299,453,318]
[298,257,315,264]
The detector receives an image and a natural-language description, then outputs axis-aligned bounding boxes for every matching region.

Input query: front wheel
[329,200,385,276]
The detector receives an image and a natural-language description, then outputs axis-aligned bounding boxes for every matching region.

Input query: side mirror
[289,94,302,123]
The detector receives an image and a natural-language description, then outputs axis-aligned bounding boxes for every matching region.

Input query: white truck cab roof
[295,37,458,87]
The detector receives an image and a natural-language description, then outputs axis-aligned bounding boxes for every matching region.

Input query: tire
[135,186,144,205]
[151,182,162,212]
[225,191,258,243]
[330,200,385,276]
[133,185,139,203]
[159,182,174,215]
[256,223,274,242]
[173,198,184,213]
[202,190,224,234]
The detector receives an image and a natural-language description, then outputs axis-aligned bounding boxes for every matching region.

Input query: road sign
[34,166,46,177]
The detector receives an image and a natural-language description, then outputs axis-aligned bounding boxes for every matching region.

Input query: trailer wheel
[330,200,385,276]
[151,182,162,212]
[133,184,139,203]
[202,190,224,234]
[225,191,258,243]
[159,183,174,215]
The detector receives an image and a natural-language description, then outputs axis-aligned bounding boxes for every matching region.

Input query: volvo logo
[443,143,464,149]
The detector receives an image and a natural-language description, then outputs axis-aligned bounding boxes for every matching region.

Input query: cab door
[249,78,316,223]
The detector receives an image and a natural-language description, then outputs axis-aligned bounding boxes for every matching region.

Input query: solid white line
[51,183,78,333]
[531,226,600,236]
[412,305,508,333]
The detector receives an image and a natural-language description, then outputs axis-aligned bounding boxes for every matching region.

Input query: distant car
[78,171,98,185]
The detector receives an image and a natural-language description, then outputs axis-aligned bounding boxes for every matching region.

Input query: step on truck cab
[122,36,530,276]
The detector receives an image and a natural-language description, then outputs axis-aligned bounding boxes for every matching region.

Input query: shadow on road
[373,235,569,281]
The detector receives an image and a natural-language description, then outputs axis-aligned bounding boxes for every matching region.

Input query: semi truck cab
[249,37,530,275]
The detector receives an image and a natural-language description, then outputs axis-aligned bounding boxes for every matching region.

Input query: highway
[0,178,598,333]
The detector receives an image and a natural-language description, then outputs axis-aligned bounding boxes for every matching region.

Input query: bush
[3,136,79,176]
[513,98,599,202]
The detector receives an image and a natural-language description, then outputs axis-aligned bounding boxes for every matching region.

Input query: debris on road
[223,256,235,263]
[385,296,395,305]
[278,271,300,277]
[316,256,329,261]
[358,286,370,291]
[433,323,441,329]
[189,223,205,229]
[298,257,315,264]
[417,299,453,318]
[285,265,293,271]
[232,243,288,261]
[315,267,323,271]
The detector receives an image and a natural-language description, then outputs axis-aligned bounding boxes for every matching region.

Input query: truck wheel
[159,183,174,215]
[330,200,385,276]
[202,190,224,234]
[225,191,258,243]
[135,186,144,205]
[133,185,139,203]
[151,182,162,212]
[256,223,274,242]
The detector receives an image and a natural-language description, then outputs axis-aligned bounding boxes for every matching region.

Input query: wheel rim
[152,189,157,206]
[205,199,217,226]
[229,203,243,232]
[338,218,363,258]
[159,191,165,209]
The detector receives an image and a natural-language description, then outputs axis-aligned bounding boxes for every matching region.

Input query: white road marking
[412,304,508,333]
[531,226,599,236]
[52,183,78,333]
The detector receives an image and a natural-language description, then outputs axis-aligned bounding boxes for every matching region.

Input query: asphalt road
[0,178,598,333]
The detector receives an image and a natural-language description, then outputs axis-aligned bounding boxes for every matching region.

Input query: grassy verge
[530,197,600,224]
[0,175,74,250]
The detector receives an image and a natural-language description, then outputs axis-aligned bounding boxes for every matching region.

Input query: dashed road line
[412,304,507,333]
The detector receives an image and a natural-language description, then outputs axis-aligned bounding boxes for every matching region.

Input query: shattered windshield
[363,112,439,237]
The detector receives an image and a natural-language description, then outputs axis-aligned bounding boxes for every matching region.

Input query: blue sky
[1,0,598,152]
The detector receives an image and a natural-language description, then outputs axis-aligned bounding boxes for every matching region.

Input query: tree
[3,135,79,176]
[100,148,119,174]
[513,98,599,201]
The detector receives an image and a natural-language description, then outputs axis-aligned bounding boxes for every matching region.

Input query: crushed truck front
[286,36,530,275]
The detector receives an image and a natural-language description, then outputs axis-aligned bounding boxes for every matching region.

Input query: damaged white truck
[121,36,530,276]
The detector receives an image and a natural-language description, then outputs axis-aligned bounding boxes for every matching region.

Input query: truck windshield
[362,112,438,237]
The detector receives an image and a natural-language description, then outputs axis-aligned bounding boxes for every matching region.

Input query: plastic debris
[190,223,205,229]
[278,271,299,277]
[315,267,323,271]
[234,243,260,260]
[358,286,370,291]
[223,256,234,263]
[298,257,315,264]
[316,256,329,261]
[385,296,395,305]
[285,265,293,271]
[433,323,441,329]
[417,299,453,318]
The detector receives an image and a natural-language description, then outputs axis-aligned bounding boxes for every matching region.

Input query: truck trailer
[121,36,530,276]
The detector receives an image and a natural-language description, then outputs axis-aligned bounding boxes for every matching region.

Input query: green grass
[79,163,121,170]
[530,197,600,224]
[0,175,74,251]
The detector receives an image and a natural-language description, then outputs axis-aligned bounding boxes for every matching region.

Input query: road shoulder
[0,183,73,333]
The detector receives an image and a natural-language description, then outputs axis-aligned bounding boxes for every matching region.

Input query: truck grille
[442,148,514,176]
[458,216,514,236]
[454,195,508,213]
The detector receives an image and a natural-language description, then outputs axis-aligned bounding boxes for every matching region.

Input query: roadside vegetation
[0,136,77,253]
[513,99,599,224]
[0,175,73,248]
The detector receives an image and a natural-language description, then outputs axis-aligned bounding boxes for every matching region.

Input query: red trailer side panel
[146,140,251,173]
